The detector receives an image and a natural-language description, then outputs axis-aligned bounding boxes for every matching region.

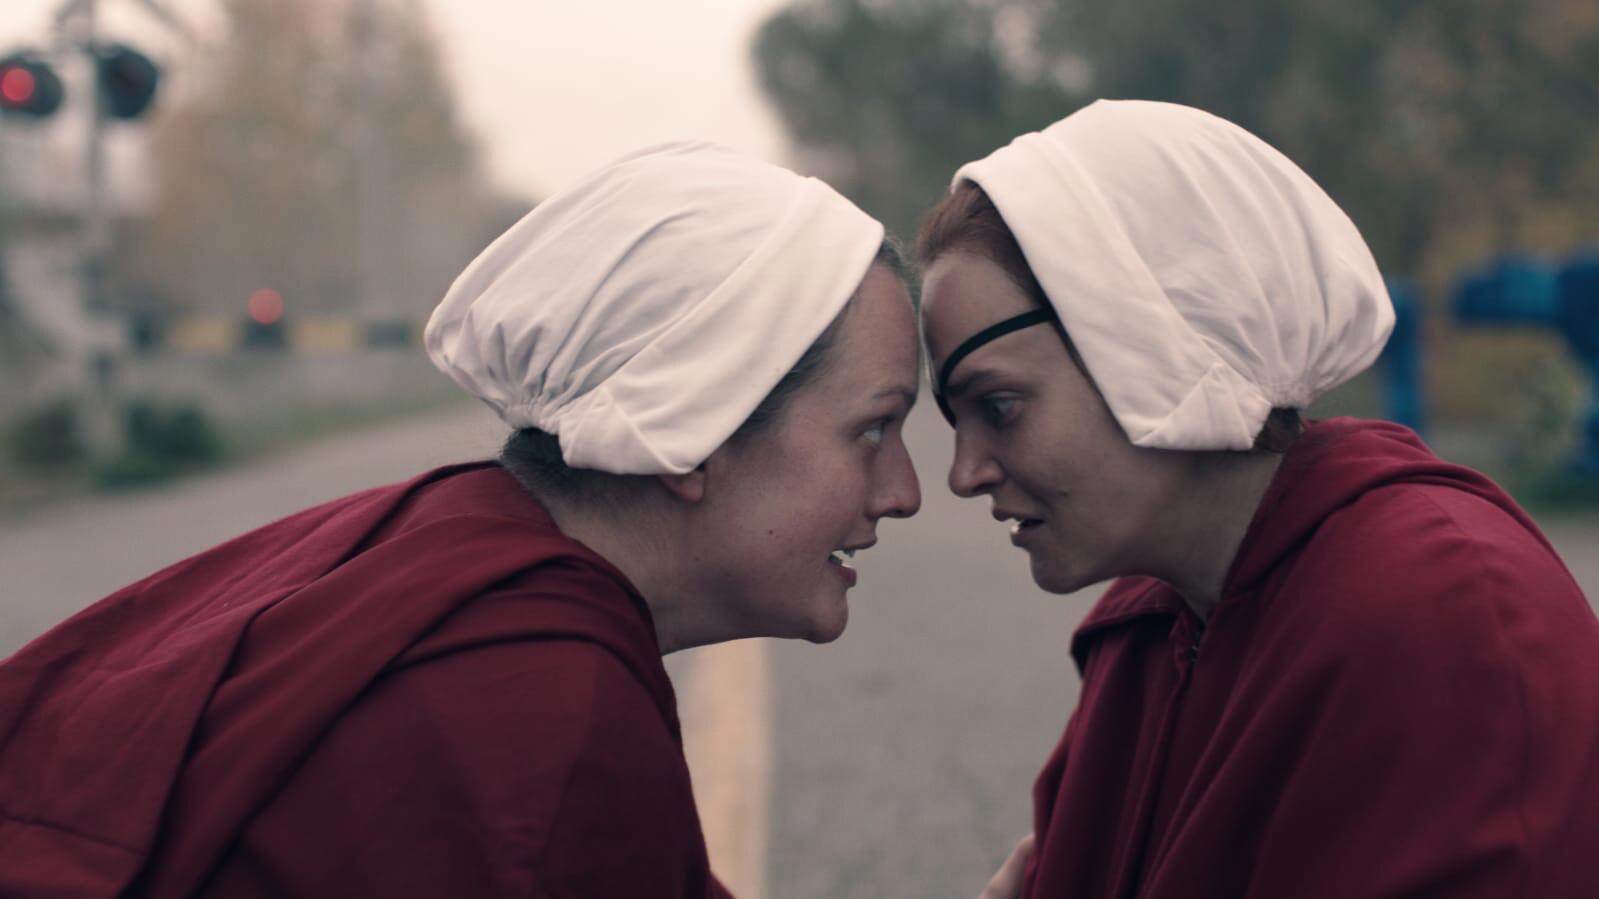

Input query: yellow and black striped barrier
[133,315,424,355]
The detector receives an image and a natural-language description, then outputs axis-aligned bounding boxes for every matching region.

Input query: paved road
[765,400,1091,899]
[0,402,509,656]
[763,402,1599,899]
[2,401,1594,899]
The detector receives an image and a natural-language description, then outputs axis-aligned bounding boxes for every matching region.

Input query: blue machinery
[1447,253,1599,474]
[1381,277,1426,437]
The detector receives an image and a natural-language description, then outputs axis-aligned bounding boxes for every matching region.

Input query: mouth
[826,542,873,587]
[994,510,1045,545]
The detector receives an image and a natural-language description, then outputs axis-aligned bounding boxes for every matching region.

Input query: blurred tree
[755,0,1599,434]
[1023,0,1599,278]
[757,0,1599,272]
[755,0,1078,241]
[129,0,522,321]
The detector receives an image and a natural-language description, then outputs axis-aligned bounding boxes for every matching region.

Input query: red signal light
[0,54,62,118]
[1,66,35,105]
[247,288,285,326]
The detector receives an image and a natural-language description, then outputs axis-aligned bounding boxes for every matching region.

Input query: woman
[0,142,921,897]
[920,101,1599,899]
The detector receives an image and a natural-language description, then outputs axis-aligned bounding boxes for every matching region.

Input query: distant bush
[124,399,222,466]
[94,399,224,490]
[6,399,87,471]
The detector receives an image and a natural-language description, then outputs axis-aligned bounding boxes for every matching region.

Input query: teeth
[844,548,857,559]
[1010,521,1023,537]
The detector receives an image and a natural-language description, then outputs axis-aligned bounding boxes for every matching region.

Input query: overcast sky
[1,0,793,200]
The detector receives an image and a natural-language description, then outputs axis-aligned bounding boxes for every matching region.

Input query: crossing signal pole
[49,0,185,459]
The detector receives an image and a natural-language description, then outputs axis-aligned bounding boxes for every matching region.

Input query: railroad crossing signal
[0,44,160,120]
[95,43,159,119]
[0,54,64,118]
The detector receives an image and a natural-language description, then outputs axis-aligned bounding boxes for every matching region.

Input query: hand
[978,833,1035,899]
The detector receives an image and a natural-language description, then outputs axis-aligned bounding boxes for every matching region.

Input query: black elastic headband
[934,307,1059,424]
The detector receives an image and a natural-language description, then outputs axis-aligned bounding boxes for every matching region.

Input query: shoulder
[537,652,708,895]
[1259,481,1594,693]
[394,628,681,793]
[398,623,673,755]
[231,639,692,895]
[1315,479,1546,564]
[1289,482,1572,625]
[352,636,688,851]
[500,551,642,604]
[354,636,668,761]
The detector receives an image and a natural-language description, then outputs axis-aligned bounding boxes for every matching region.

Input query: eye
[862,419,888,446]
[979,394,1017,425]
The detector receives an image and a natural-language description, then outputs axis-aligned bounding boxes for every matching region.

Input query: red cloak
[1024,418,1599,898]
[0,464,731,898]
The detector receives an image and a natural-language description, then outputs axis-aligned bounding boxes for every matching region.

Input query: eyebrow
[873,385,919,410]
[943,366,1007,400]
[935,307,1057,403]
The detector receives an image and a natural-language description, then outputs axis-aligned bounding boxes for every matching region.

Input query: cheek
[755,450,867,544]
[996,421,1066,494]
[1043,454,1165,570]
[805,452,874,522]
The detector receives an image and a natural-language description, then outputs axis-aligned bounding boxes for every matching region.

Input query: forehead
[920,253,1045,364]
[815,265,920,393]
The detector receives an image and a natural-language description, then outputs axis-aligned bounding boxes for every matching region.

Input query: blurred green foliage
[124,399,223,465]
[94,398,224,489]
[756,0,1076,244]
[6,399,87,472]
[754,0,1599,474]
[4,396,222,490]
[756,0,1599,271]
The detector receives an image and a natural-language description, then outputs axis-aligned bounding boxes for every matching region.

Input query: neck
[1157,451,1283,622]
[537,494,710,656]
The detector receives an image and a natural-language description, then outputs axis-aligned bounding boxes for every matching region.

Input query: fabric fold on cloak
[0,463,675,898]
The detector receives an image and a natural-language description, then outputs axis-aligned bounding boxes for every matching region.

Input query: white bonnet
[953,100,1394,449]
[426,141,885,473]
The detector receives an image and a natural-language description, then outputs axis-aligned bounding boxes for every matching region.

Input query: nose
[948,427,1002,498]
[871,434,922,520]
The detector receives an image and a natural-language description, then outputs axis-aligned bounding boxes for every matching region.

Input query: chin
[1030,556,1097,595]
[801,599,849,644]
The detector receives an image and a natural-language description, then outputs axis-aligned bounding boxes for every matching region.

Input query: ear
[657,467,706,504]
